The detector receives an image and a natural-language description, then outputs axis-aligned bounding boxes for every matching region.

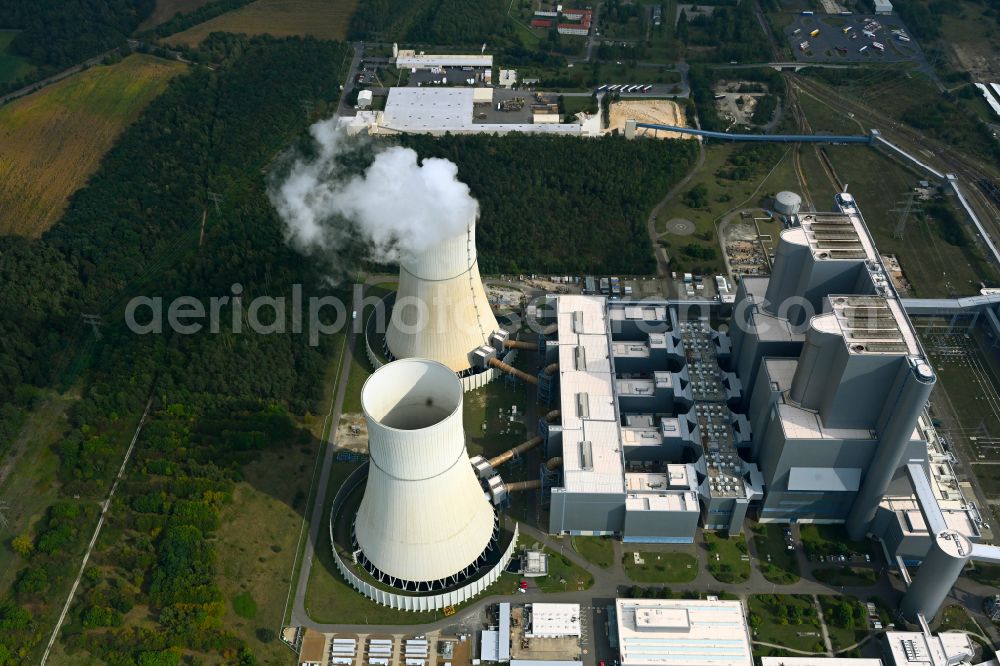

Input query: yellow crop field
[163,0,358,46]
[0,54,185,237]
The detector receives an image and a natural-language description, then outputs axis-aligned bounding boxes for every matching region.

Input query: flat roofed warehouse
[615,598,753,666]
[527,603,582,638]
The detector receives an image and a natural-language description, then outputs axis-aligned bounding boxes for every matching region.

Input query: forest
[348,0,512,44]
[0,35,352,663]
[0,0,154,92]
[398,133,699,275]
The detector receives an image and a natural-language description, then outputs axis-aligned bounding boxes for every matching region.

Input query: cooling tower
[353,358,497,591]
[385,221,500,373]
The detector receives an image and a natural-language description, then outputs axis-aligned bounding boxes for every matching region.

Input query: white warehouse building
[615,598,753,666]
[526,603,582,638]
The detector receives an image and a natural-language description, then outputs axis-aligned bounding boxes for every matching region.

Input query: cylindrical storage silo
[386,221,500,373]
[900,530,972,622]
[846,357,936,540]
[774,191,802,216]
[354,358,497,591]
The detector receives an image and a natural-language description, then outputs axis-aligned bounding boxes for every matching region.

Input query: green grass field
[539,547,594,592]
[0,30,35,86]
[214,444,322,663]
[623,550,698,583]
[704,532,750,583]
[799,524,873,561]
[572,536,615,568]
[0,391,76,596]
[164,0,358,46]
[0,54,186,236]
[748,594,824,653]
[821,142,998,297]
[752,523,800,585]
[654,142,799,276]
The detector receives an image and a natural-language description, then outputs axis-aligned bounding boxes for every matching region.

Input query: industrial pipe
[505,479,542,493]
[488,357,538,385]
[503,339,536,351]
[542,323,558,336]
[488,436,543,468]
[546,457,563,471]
[543,363,559,376]
[545,410,561,422]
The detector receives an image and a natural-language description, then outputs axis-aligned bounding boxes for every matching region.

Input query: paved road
[289,288,359,628]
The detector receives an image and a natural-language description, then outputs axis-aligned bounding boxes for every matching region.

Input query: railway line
[788,73,1000,267]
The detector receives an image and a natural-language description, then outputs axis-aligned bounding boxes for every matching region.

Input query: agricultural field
[0,30,35,86]
[163,0,358,46]
[137,0,214,31]
[0,54,186,236]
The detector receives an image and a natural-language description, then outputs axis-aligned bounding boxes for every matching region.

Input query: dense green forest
[398,134,699,275]
[681,1,770,63]
[0,0,154,91]
[349,0,511,43]
[0,35,351,663]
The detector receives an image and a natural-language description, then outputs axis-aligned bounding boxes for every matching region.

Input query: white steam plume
[269,117,479,265]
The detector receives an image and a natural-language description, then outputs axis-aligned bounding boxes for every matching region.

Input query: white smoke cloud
[268,117,479,265]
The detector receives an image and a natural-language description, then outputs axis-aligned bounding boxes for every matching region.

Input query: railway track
[788,73,1000,265]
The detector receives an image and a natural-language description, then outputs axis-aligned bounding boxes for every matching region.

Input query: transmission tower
[891,190,922,241]
[300,99,315,118]
[81,314,103,340]
[0,499,9,530]
[207,191,223,215]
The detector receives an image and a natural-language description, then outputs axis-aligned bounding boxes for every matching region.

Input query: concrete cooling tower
[353,358,498,591]
[385,220,500,373]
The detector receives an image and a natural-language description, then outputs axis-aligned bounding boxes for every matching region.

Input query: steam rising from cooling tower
[268,118,480,264]
[268,117,501,374]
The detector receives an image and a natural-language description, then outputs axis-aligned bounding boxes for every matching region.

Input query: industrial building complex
[320,186,1000,666]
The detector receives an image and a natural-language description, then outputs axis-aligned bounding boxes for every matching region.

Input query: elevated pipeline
[505,479,542,492]
[488,357,537,385]
[488,435,543,468]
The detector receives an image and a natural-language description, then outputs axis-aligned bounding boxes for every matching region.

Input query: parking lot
[785,13,927,64]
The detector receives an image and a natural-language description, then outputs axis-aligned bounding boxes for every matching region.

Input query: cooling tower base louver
[351,521,499,592]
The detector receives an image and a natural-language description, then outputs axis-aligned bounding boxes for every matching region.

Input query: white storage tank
[774,190,802,216]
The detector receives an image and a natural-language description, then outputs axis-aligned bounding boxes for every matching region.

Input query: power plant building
[544,295,761,542]
[615,598,753,666]
[536,195,996,621]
